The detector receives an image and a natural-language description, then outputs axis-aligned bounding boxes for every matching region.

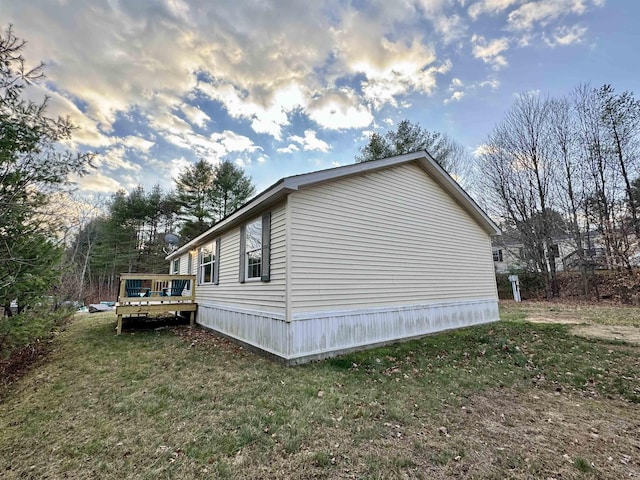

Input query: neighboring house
[167,152,501,364]
[493,232,608,274]
[492,240,568,274]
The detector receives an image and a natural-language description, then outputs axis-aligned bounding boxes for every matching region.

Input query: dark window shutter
[213,238,221,285]
[239,225,246,283]
[196,248,201,284]
[261,212,271,282]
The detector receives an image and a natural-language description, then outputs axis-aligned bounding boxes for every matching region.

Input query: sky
[3,0,638,197]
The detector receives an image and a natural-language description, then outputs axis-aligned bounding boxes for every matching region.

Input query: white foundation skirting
[196,298,499,363]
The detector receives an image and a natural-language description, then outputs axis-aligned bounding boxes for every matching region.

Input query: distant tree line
[62,159,255,303]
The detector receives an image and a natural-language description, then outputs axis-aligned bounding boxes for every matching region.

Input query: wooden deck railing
[116,274,197,334]
[117,273,196,304]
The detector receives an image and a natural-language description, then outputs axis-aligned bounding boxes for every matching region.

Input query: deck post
[116,314,123,335]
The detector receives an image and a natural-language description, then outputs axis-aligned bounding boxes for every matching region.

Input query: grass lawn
[0,304,639,479]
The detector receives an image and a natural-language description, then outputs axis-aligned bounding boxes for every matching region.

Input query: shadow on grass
[120,314,190,332]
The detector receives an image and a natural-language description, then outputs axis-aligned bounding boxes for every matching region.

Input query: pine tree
[210,160,255,220]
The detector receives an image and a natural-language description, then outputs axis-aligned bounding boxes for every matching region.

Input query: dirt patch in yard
[525,316,584,325]
[501,300,640,344]
[572,324,640,345]
[517,313,640,344]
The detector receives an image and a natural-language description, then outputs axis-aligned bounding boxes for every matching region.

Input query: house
[492,239,566,274]
[166,151,501,364]
[492,231,609,274]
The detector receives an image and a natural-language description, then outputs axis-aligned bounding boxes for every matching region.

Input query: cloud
[288,130,331,153]
[165,157,193,186]
[23,84,113,149]
[471,35,510,69]
[545,24,588,46]
[276,144,300,154]
[180,104,210,128]
[450,78,464,88]
[95,147,142,172]
[468,0,522,20]
[163,128,261,161]
[507,0,591,31]
[3,0,607,197]
[210,130,262,154]
[75,172,127,193]
[148,108,193,136]
[4,0,464,152]
[431,13,468,45]
[198,81,304,140]
[444,91,465,104]
[121,136,155,152]
[479,78,501,89]
[307,89,373,130]
[335,26,446,108]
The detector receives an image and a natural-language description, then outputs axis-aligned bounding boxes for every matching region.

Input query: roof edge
[167,150,500,259]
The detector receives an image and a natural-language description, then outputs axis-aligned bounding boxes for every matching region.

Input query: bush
[496,271,546,300]
[497,269,640,303]
[0,304,73,360]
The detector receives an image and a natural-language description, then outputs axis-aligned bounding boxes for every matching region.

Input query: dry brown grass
[0,306,638,479]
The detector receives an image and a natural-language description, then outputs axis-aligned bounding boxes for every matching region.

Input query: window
[493,249,503,262]
[245,218,262,280]
[199,241,217,284]
[172,258,180,274]
[239,213,271,283]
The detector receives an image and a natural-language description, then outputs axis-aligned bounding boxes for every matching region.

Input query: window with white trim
[492,249,503,262]
[199,241,216,284]
[172,258,181,274]
[245,218,262,280]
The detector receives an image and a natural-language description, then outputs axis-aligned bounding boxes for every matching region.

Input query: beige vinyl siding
[180,254,190,275]
[168,253,190,274]
[195,202,286,313]
[289,162,497,312]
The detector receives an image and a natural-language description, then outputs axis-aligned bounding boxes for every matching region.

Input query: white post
[508,275,521,302]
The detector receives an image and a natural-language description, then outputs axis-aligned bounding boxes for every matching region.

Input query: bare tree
[481,92,561,297]
[598,85,640,237]
[547,97,590,293]
[573,84,631,271]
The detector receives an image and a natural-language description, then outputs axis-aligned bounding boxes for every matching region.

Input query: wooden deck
[115,274,197,335]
